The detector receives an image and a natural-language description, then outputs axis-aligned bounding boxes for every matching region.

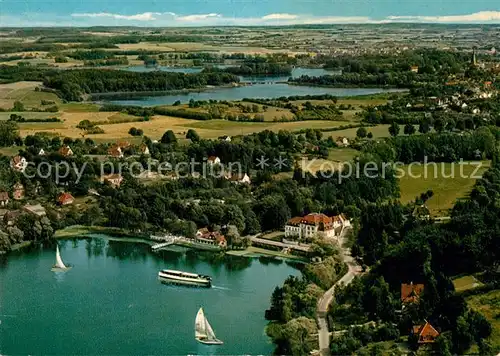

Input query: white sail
[195,308,207,339]
[55,245,67,269]
[204,317,217,341]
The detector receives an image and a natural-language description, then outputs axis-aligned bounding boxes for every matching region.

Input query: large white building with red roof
[284,213,350,240]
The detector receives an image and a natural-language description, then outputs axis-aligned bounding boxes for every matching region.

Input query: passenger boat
[195,307,223,345]
[51,245,72,272]
[157,269,212,287]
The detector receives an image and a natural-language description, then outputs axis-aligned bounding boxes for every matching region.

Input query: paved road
[316,228,363,356]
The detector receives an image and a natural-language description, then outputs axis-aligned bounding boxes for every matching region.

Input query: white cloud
[387,11,500,23]
[30,10,500,27]
[262,13,299,21]
[72,12,161,21]
[176,13,221,22]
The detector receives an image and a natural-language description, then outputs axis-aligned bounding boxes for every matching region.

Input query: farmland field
[399,161,490,216]
[467,289,500,353]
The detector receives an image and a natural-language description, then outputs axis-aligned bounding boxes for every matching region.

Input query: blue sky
[1,0,499,26]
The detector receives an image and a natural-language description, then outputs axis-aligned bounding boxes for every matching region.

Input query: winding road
[316,228,363,356]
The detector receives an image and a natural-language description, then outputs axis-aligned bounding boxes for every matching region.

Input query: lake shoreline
[53,225,307,262]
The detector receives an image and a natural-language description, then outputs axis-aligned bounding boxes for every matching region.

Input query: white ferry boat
[158,269,212,288]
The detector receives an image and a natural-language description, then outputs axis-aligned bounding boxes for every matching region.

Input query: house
[410,65,419,73]
[10,155,27,172]
[411,321,440,344]
[226,173,251,185]
[116,141,131,149]
[101,174,123,188]
[401,282,425,304]
[0,191,9,207]
[412,205,431,221]
[220,135,232,142]
[107,146,123,158]
[284,213,350,240]
[139,143,150,155]
[195,228,227,248]
[38,148,46,156]
[23,204,46,217]
[12,183,25,200]
[3,210,22,227]
[207,156,221,165]
[59,145,73,157]
[57,192,75,206]
[335,137,350,147]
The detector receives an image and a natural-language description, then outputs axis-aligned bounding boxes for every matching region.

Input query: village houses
[10,155,27,172]
[207,156,221,165]
[58,145,73,157]
[57,192,75,206]
[225,173,251,185]
[108,146,123,158]
[195,228,227,249]
[401,282,425,305]
[0,191,9,207]
[101,174,123,188]
[139,143,150,155]
[284,213,350,240]
[12,183,25,200]
[411,321,440,345]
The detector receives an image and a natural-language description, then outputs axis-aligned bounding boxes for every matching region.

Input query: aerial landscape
[1,0,500,355]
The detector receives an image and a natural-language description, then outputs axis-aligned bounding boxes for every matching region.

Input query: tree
[388,122,400,137]
[12,100,24,112]
[160,130,177,145]
[356,127,368,138]
[186,129,200,143]
[419,120,431,134]
[280,317,317,355]
[0,121,20,147]
[404,123,416,135]
[367,132,373,139]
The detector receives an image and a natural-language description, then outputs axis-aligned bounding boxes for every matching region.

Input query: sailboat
[51,245,72,272]
[195,307,223,345]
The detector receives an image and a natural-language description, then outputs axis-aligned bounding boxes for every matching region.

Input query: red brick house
[59,145,73,157]
[401,282,425,304]
[12,183,25,200]
[57,192,75,206]
[107,146,123,158]
[411,321,440,344]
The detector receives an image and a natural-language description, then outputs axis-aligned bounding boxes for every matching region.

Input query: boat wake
[211,285,231,291]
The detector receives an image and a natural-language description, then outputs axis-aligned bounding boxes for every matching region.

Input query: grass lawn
[453,275,485,292]
[467,289,500,353]
[260,231,284,241]
[328,148,359,162]
[399,161,490,216]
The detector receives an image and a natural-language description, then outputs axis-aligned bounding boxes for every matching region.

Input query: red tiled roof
[11,155,25,165]
[59,146,72,156]
[57,192,74,205]
[401,282,425,303]
[301,213,332,226]
[116,141,131,148]
[207,156,219,162]
[108,146,122,157]
[413,321,440,344]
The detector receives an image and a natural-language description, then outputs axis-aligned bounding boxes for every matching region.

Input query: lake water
[104,84,404,106]
[0,236,300,355]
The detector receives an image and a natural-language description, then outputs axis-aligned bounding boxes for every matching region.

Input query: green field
[467,289,500,353]
[453,275,485,292]
[399,161,490,216]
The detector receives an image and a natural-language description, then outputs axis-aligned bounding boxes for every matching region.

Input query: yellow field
[452,275,484,292]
